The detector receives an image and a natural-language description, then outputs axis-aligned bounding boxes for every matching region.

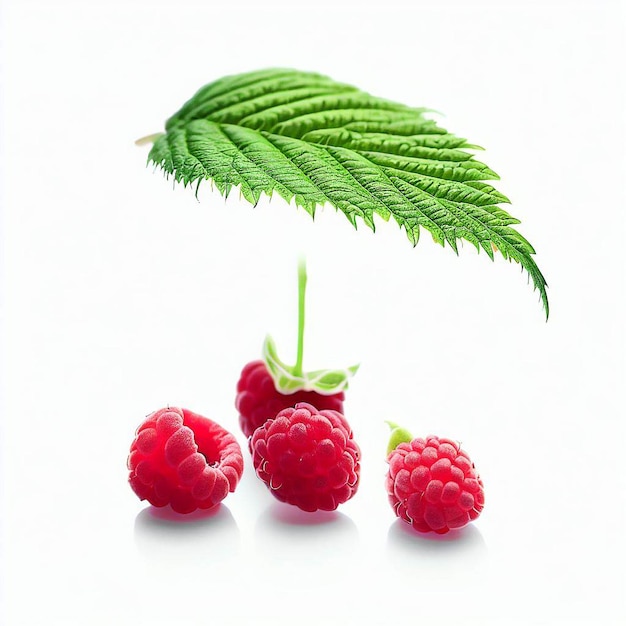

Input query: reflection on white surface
[251,501,362,621]
[132,504,243,610]
[255,501,359,544]
[386,518,488,584]
[255,501,359,571]
[134,503,240,566]
[387,518,487,554]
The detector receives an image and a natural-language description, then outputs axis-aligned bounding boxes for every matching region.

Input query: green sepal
[262,335,358,396]
[386,420,414,455]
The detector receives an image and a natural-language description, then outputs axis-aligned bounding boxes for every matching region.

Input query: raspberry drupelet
[128,407,244,514]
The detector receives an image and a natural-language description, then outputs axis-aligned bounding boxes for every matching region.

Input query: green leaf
[145,68,549,318]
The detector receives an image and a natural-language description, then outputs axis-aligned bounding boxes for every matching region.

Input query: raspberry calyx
[261,258,358,396]
[236,360,345,438]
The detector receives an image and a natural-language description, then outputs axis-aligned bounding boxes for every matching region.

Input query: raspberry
[127,407,244,514]
[235,360,345,438]
[386,434,485,534]
[250,402,360,512]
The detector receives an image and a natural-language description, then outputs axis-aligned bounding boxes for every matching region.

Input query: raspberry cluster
[128,407,243,514]
[126,262,485,532]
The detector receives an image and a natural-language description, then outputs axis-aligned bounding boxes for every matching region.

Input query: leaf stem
[134,132,164,146]
[293,257,307,378]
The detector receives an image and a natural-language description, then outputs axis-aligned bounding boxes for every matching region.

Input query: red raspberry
[235,360,344,438]
[127,407,244,514]
[250,402,360,512]
[386,435,485,534]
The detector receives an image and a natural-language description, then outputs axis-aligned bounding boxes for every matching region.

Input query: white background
[1,0,624,624]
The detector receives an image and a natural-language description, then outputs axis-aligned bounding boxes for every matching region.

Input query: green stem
[293,257,307,378]
[134,132,165,146]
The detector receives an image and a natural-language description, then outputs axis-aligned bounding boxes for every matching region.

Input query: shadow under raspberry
[255,501,359,551]
[134,503,240,563]
[267,500,346,526]
[387,517,487,556]
[139,503,225,524]
[385,518,488,589]
[253,501,360,598]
